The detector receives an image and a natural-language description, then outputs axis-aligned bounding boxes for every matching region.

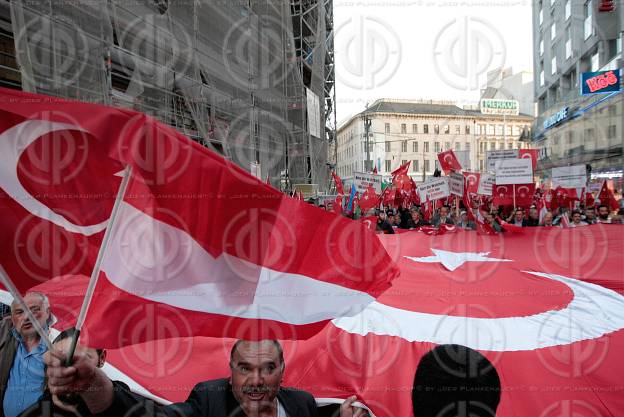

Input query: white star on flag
[404,249,512,271]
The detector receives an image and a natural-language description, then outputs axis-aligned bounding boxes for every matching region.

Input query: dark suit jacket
[96,378,318,417]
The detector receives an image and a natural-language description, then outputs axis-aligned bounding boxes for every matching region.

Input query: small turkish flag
[437,150,462,174]
[359,185,379,213]
[598,180,619,211]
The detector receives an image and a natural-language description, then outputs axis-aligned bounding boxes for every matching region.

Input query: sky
[333,0,534,126]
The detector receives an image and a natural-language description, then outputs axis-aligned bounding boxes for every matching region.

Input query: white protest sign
[449,172,464,196]
[552,165,587,189]
[486,149,519,171]
[418,177,450,201]
[353,172,383,194]
[494,159,533,185]
[477,173,495,196]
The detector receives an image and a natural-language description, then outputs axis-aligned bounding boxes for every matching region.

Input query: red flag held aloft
[437,149,462,174]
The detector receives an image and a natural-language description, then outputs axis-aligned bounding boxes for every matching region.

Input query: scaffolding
[0,0,335,191]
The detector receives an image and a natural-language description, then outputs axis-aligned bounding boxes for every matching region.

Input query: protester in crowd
[402,208,430,229]
[597,205,613,224]
[432,206,454,227]
[44,339,365,417]
[507,209,528,227]
[541,212,559,227]
[412,344,500,417]
[376,212,395,234]
[568,210,588,227]
[526,207,540,227]
[583,208,596,224]
[1,293,53,417]
[393,212,402,229]
[485,212,502,233]
[457,211,476,230]
[18,328,109,417]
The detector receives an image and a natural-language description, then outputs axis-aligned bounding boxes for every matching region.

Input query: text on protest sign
[486,149,519,171]
[477,173,495,196]
[353,172,382,194]
[494,159,533,185]
[418,178,450,201]
[552,165,587,189]
[449,172,464,196]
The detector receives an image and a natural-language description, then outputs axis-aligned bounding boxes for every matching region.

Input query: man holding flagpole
[43,339,366,417]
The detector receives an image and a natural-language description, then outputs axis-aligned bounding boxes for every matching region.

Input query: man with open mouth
[45,339,367,417]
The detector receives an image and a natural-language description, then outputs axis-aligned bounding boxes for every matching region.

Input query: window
[455,143,461,151]
[413,141,418,153]
[465,142,470,151]
[565,0,571,20]
[487,125,495,135]
[413,160,419,172]
[385,160,391,172]
[551,23,556,41]
[465,125,471,134]
[608,125,617,139]
[551,56,557,75]
[434,142,441,152]
[567,131,574,144]
[424,160,430,172]
[540,39,544,56]
[401,123,407,134]
[508,143,513,150]
[385,123,390,133]
[455,125,461,134]
[480,160,484,171]
[480,142,484,153]
[369,142,374,152]
[498,142,504,150]
[540,70,545,86]
[424,142,430,152]
[402,140,408,152]
[423,124,429,134]
[506,125,512,136]
[445,142,451,150]
[591,52,599,72]
[490,142,496,150]
[609,105,617,117]
[412,124,418,133]
[402,159,407,167]
[496,125,503,135]
[434,125,440,134]
[584,0,593,39]
[566,27,572,59]
[385,141,391,152]
[539,7,544,26]
[444,125,450,134]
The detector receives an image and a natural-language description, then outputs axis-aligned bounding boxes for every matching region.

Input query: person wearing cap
[1,292,53,417]
[457,211,476,230]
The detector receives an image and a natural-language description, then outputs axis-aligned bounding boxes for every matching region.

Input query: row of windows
[551,125,618,144]
[474,124,527,136]
[384,123,471,135]
[479,142,522,152]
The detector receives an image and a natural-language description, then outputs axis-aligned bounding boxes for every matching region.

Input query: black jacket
[0,318,18,417]
[94,378,318,417]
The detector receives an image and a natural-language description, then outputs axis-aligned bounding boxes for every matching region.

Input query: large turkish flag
[25,226,624,417]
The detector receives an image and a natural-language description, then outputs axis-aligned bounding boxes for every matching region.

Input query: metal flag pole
[64,165,133,366]
[0,265,53,351]
[513,184,517,211]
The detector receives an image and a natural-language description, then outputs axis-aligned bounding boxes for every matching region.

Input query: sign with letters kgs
[495,159,533,185]
[581,70,621,96]
[552,165,587,189]
[449,172,464,196]
[418,178,450,201]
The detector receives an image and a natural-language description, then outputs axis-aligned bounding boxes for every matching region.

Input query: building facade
[481,67,536,117]
[531,0,623,179]
[0,0,335,190]
[335,99,533,184]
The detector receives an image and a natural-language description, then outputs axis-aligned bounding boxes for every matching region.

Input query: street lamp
[363,108,372,172]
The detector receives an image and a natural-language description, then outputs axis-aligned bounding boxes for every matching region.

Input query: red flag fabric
[463,172,481,194]
[360,215,378,231]
[493,184,514,206]
[598,180,620,211]
[437,149,462,174]
[514,183,536,208]
[0,87,399,346]
[358,185,379,213]
[332,171,344,195]
[382,187,396,208]
[391,160,411,177]
[372,166,378,174]
[518,149,538,171]
[23,226,624,417]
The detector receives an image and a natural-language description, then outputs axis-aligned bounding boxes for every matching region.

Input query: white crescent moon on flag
[0,120,107,236]
[521,153,532,159]
[332,271,624,351]
[466,174,477,185]
[444,154,453,164]
[498,186,508,194]
[517,186,530,195]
